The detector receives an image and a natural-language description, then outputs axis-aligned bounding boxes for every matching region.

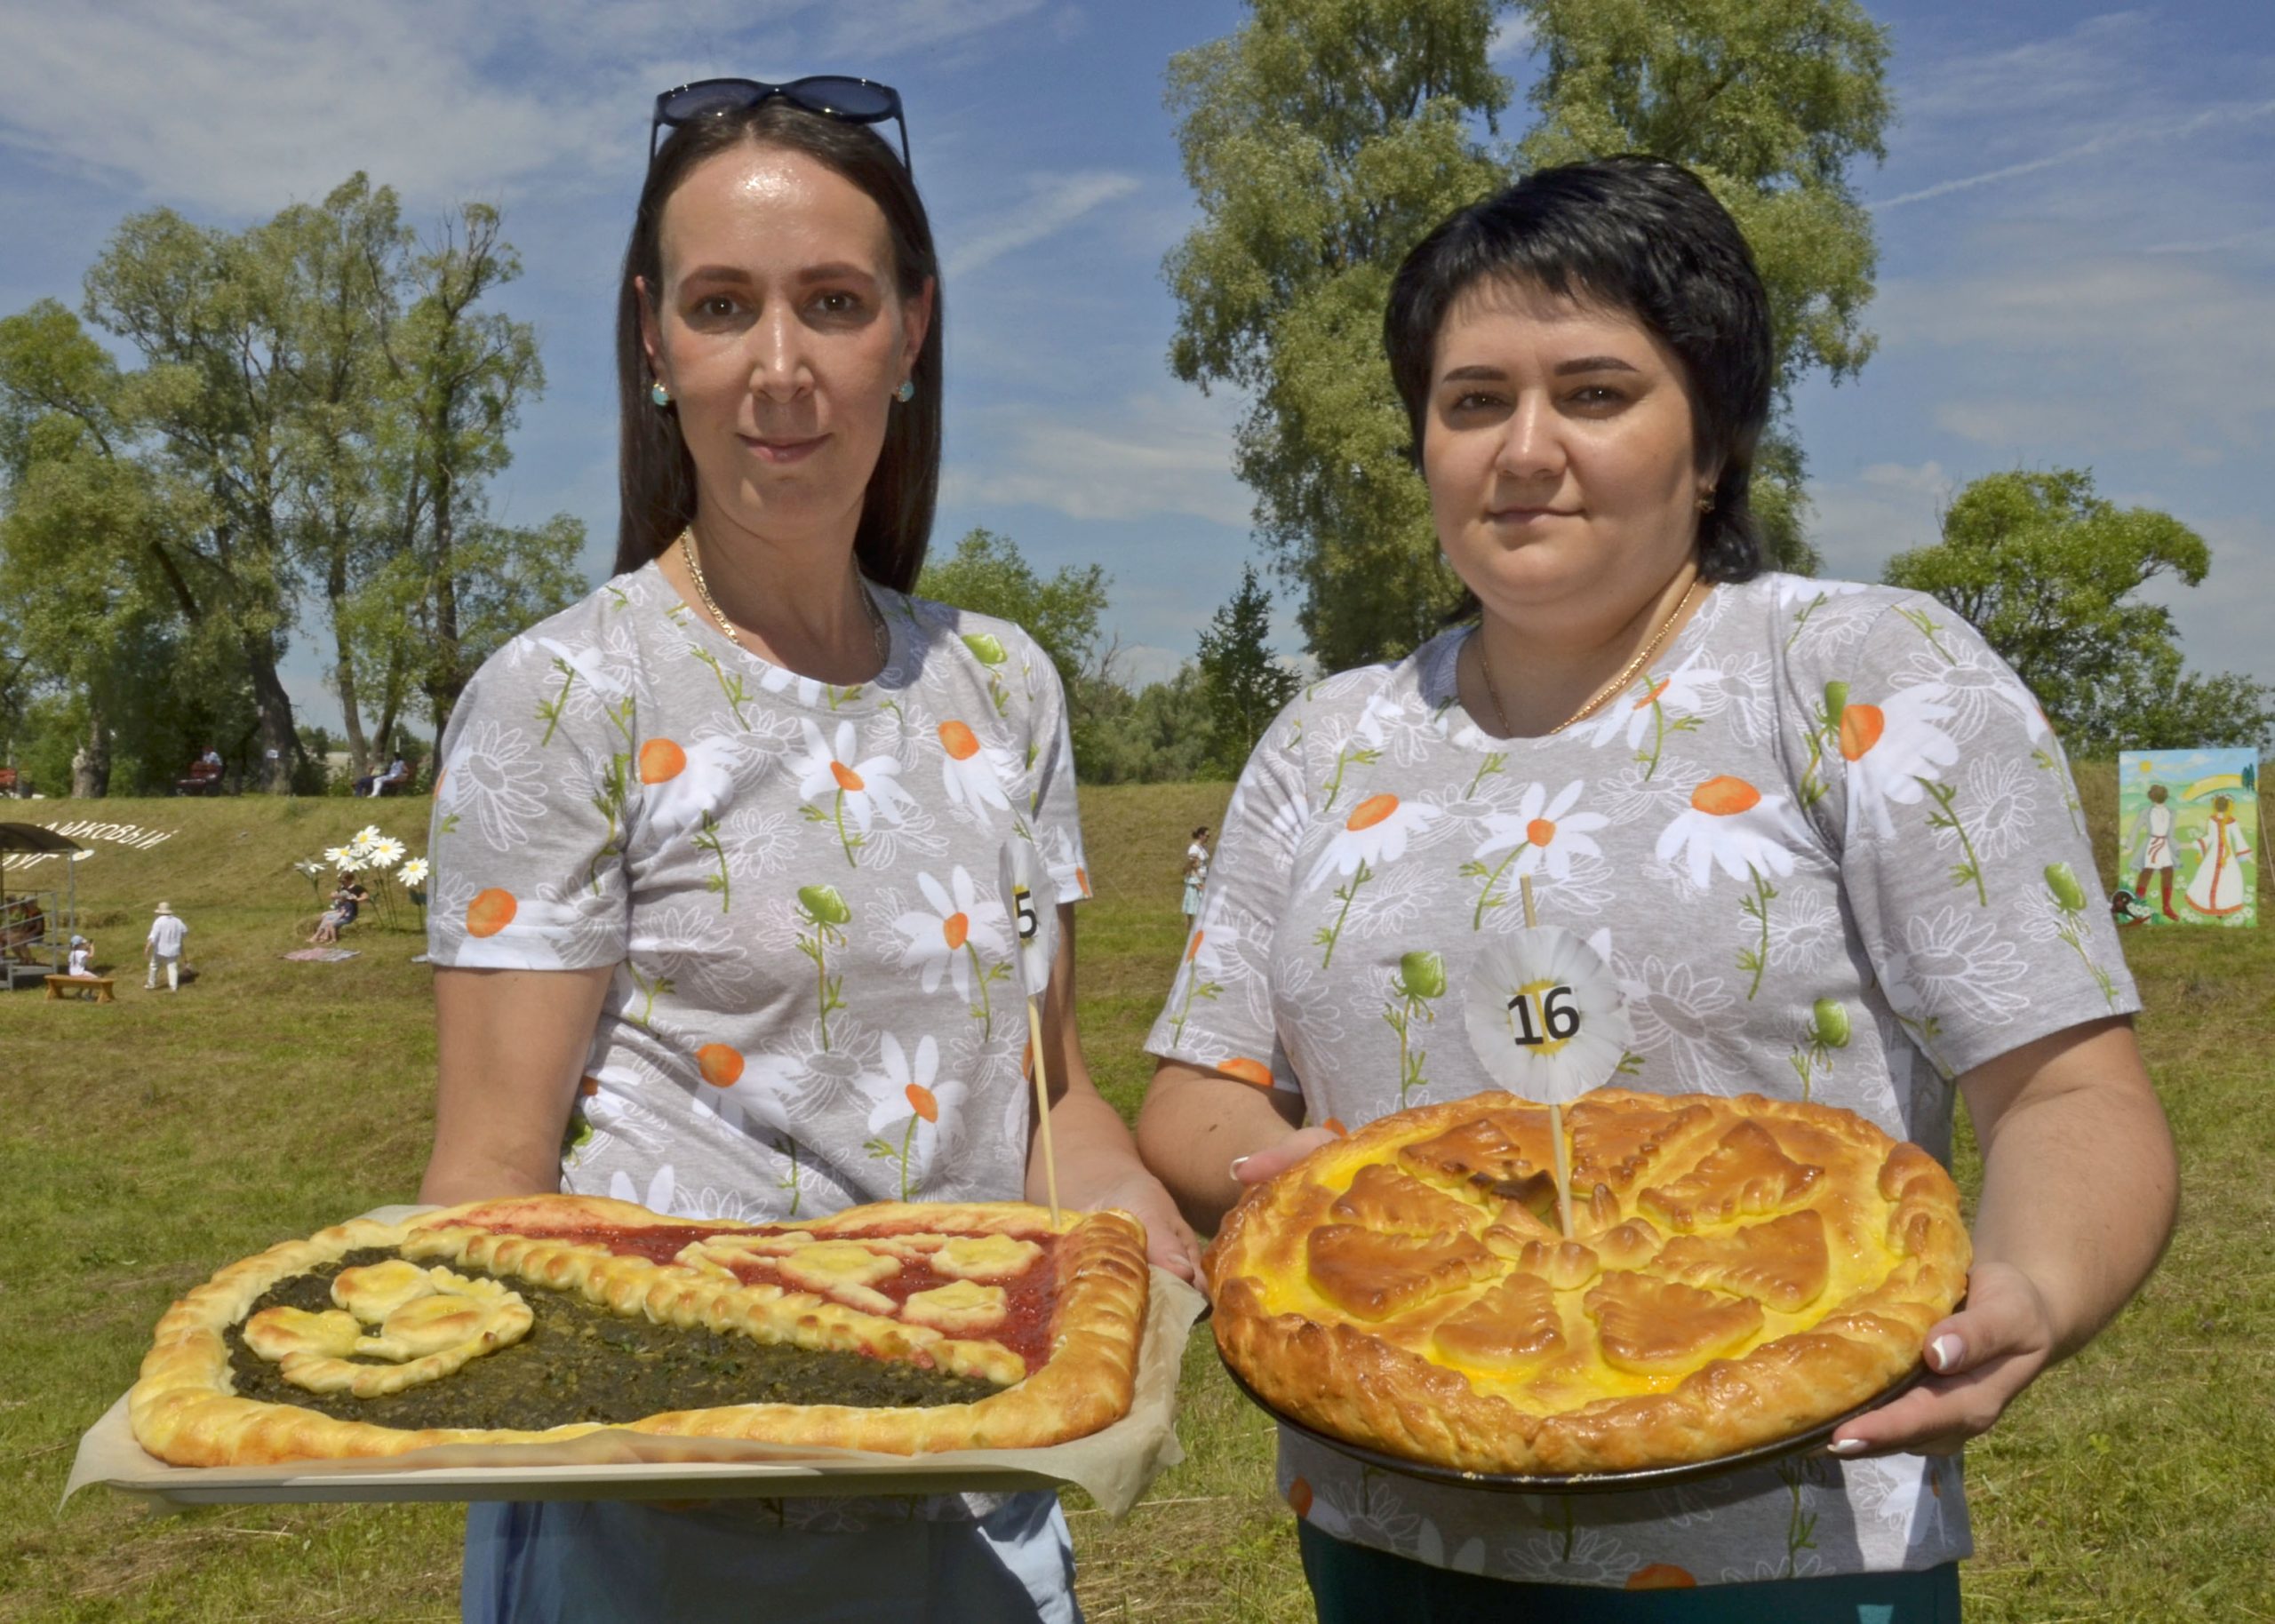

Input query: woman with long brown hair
[419,78,1193,1623]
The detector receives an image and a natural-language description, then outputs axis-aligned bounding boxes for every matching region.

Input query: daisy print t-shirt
[1148,573,2138,1590]
[427,560,1088,1225]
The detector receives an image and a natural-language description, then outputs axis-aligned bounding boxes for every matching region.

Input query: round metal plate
[1217,1348,1934,1495]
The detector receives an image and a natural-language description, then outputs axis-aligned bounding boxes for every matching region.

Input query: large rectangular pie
[131,1195,1149,1469]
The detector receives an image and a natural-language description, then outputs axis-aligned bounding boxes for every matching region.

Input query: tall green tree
[1884,469,2274,754]
[1196,563,1302,776]
[1166,0,1890,670]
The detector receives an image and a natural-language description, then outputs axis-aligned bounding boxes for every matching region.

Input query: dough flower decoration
[241,1259,533,1398]
[1460,926,1633,1109]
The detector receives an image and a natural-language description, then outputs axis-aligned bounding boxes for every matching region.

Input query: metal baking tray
[1217,1347,1933,1494]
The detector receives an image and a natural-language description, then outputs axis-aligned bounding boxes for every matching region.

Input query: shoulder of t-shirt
[893,593,1064,700]
[467,564,667,685]
[1744,573,1968,674]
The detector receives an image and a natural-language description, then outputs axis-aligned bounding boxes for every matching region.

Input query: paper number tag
[1505,983,1582,1047]
[996,839,1057,1000]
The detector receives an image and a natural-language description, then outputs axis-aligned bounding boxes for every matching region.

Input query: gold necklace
[678,529,890,670]
[1473,577,1702,738]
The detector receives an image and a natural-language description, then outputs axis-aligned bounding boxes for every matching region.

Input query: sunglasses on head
[649,76,910,171]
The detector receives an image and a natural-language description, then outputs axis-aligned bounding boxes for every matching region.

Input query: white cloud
[0,0,1059,215]
[1873,98,2275,211]
[1489,17,1536,63]
[943,171,1143,278]
[943,391,1251,529]
[1871,248,2275,462]
[1805,461,1952,583]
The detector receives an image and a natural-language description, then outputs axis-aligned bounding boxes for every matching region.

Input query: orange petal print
[465,888,517,938]
[579,1075,603,1097]
[1690,775,1763,817]
[697,1045,744,1087]
[943,912,970,951]
[830,760,866,792]
[1076,866,1091,898]
[938,720,981,760]
[1219,1057,1273,1090]
[1632,675,1673,710]
[638,737,687,784]
[1286,1477,1313,1517]
[1624,1564,1697,1590]
[1838,702,1887,761]
[1527,817,1558,848]
[906,1081,939,1123]
[1345,792,1399,832]
[1322,1118,1348,1138]
[1185,929,1205,963]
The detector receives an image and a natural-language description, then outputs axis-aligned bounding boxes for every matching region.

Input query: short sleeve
[1144,697,1310,1093]
[1816,596,2141,1079]
[1010,633,1090,904]
[426,630,633,972]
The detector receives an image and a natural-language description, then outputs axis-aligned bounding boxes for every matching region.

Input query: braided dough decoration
[1208,1090,1969,1476]
[131,1195,1149,1469]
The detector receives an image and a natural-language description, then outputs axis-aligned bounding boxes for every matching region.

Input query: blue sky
[0,2,2268,730]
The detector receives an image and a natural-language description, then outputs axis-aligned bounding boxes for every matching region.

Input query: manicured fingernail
[1827,1437,1867,1456]
[1929,1334,1963,1372]
[1229,1157,1250,1182]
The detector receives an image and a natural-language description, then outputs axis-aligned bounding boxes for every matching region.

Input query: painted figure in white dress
[2183,794,2253,919]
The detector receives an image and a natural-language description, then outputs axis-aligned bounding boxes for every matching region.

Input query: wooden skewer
[1026,995,1062,1228]
[1521,876,1576,1239]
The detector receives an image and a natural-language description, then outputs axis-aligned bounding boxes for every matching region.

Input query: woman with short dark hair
[419,79,1194,1623]
[1140,156,2174,1618]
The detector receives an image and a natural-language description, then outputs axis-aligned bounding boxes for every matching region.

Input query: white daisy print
[934,718,1014,817]
[1302,792,1441,895]
[605,1162,680,1217]
[1654,774,1808,888]
[1581,649,1724,774]
[1767,886,1842,968]
[626,902,761,1007]
[1837,682,1960,840]
[637,733,747,841]
[1620,954,1745,1091]
[862,1034,965,1200]
[1937,753,2037,863]
[439,719,547,851]
[1883,904,2032,1029]
[795,718,915,866]
[890,866,1011,1033]
[1469,779,1609,928]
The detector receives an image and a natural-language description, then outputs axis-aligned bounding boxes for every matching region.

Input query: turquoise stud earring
[650,380,671,407]
[893,379,915,403]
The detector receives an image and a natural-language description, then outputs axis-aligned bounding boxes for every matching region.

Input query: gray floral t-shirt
[427,561,1089,1223]
[1147,573,2137,1588]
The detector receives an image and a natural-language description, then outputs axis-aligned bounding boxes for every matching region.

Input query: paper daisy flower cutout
[398,857,430,888]
[323,844,361,871]
[997,838,1058,1000]
[363,835,405,869]
[1461,927,1634,1106]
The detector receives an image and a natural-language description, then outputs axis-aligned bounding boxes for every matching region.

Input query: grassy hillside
[0,769,2265,1621]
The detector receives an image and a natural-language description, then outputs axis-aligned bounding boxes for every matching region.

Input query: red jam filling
[464,1220,1061,1375]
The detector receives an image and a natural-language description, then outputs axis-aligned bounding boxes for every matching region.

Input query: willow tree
[1167,0,1891,669]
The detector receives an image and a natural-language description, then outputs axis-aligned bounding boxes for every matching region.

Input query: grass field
[1,773,2265,1621]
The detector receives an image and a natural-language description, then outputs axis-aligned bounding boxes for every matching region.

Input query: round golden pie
[1208,1090,1969,1476]
[132,1194,1149,1469]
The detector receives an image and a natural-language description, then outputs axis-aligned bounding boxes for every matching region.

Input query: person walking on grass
[1181,825,1210,919]
[146,902,188,991]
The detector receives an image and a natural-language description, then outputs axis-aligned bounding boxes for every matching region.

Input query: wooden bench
[45,975,116,1003]
[175,761,224,797]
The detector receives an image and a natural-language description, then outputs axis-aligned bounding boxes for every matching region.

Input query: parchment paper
[66,1205,1206,1519]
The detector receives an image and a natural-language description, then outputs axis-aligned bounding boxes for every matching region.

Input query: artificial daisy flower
[323,845,361,871]
[1300,792,1442,895]
[363,835,405,869]
[398,856,430,888]
[1460,926,1633,1105]
[1653,775,1809,888]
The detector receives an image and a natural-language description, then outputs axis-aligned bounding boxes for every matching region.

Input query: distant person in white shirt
[66,935,95,977]
[146,903,189,991]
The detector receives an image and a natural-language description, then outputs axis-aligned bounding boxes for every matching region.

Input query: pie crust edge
[1207,1090,1970,1476]
[129,1195,1150,1469]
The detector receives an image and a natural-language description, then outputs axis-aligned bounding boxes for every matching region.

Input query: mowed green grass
[0,773,2264,1621]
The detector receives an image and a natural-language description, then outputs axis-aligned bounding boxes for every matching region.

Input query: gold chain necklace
[1473,577,1702,738]
[678,529,890,670]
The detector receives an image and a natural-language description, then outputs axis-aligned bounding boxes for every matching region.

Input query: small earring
[1696,492,1714,513]
[650,380,671,408]
[893,379,915,404]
